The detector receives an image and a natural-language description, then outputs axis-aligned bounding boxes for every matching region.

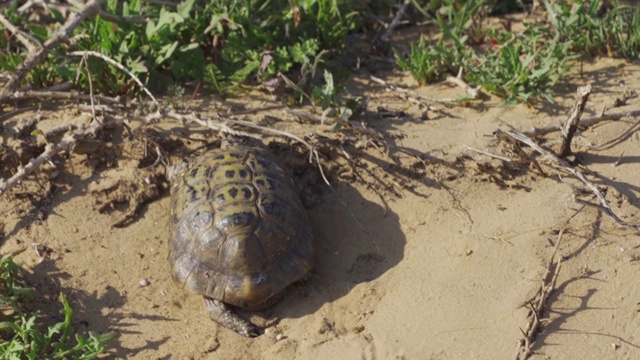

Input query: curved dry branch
[495,126,640,232]
[7,90,122,105]
[68,51,159,109]
[0,12,40,53]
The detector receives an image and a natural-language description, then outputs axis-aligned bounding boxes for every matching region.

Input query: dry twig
[558,85,591,157]
[17,0,70,15]
[158,110,315,154]
[495,125,640,232]
[515,229,565,360]
[158,108,377,238]
[0,118,107,194]
[68,50,159,109]
[369,75,476,104]
[586,118,640,151]
[4,90,122,106]
[0,12,40,53]
[77,53,98,122]
[284,109,385,141]
[230,105,286,116]
[524,108,640,137]
[465,145,513,162]
[378,0,412,43]
[445,68,480,99]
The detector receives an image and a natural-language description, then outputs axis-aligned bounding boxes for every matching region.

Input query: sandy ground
[1,56,640,360]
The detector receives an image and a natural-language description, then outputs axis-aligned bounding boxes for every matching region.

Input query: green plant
[545,0,640,59]
[396,0,636,105]
[395,37,446,85]
[310,70,362,129]
[394,0,483,86]
[311,70,344,109]
[0,0,400,97]
[465,19,578,105]
[0,256,117,359]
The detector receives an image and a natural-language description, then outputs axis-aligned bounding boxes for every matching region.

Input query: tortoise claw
[204,297,261,338]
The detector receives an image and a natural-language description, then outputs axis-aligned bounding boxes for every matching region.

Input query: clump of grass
[0,256,117,359]
[394,0,481,86]
[310,69,363,126]
[545,0,640,59]
[469,23,577,104]
[395,0,640,105]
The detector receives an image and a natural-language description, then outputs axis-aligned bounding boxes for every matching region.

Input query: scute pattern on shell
[168,146,314,310]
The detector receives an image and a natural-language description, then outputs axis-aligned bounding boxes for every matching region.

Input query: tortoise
[167,137,315,337]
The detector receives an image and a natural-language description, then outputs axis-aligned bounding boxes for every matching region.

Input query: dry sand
[1,57,640,360]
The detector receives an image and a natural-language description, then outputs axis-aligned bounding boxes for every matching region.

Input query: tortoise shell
[168,145,314,310]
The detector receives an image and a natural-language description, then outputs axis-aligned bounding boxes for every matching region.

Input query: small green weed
[0,256,117,359]
[310,70,364,130]
[396,0,640,105]
[469,24,577,104]
[395,37,453,85]
[545,0,640,59]
[395,0,481,85]
[311,70,344,110]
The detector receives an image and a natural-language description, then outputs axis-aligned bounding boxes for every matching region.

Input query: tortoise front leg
[204,297,260,337]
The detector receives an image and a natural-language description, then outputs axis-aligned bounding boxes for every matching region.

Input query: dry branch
[284,109,385,141]
[378,0,412,43]
[515,229,565,360]
[6,90,122,106]
[0,118,106,194]
[17,0,70,15]
[369,75,476,104]
[445,68,480,99]
[0,12,40,53]
[558,85,591,157]
[68,50,159,109]
[525,108,640,137]
[495,125,640,232]
[0,0,104,104]
[465,145,513,162]
[96,7,146,23]
[230,105,286,116]
[587,118,640,151]
[158,110,315,153]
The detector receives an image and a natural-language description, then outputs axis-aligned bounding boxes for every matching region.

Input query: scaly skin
[204,297,260,338]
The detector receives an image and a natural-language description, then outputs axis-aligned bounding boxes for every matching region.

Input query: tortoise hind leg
[204,297,260,337]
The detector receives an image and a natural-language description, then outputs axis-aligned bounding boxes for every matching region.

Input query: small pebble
[276,333,284,341]
[140,279,150,287]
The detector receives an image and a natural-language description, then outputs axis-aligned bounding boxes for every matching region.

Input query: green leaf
[180,43,200,52]
[128,58,148,74]
[230,60,260,83]
[177,0,195,18]
[30,129,45,137]
[145,21,156,39]
[157,8,184,30]
[156,42,179,64]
